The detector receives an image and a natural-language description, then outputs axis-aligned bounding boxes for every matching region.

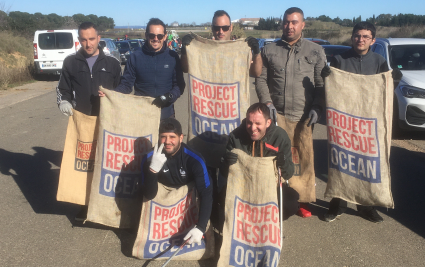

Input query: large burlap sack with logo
[186,34,251,168]
[324,67,394,208]
[132,182,215,260]
[86,87,161,228]
[57,110,98,205]
[276,114,316,203]
[218,149,281,267]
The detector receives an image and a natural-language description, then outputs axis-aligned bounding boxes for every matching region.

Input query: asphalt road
[0,77,424,266]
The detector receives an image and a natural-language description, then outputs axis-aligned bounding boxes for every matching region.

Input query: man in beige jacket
[255,7,327,217]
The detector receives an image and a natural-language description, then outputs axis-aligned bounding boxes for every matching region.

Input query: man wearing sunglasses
[255,7,327,218]
[180,10,263,77]
[112,18,185,120]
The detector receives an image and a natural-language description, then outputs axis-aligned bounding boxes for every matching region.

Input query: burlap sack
[86,87,161,228]
[132,182,215,260]
[324,67,394,208]
[57,110,98,205]
[276,114,316,203]
[218,149,281,267]
[186,34,251,168]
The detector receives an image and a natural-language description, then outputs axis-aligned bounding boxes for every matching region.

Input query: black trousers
[329,198,375,213]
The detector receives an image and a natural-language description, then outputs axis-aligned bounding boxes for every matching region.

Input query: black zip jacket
[56,48,121,116]
[226,119,294,179]
[330,48,389,75]
[141,143,212,233]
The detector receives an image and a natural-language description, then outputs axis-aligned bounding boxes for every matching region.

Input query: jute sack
[86,87,161,228]
[186,34,251,168]
[324,67,394,208]
[132,182,215,260]
[218,149,281,267]
[276,114,316,203]
[57,110,98,205]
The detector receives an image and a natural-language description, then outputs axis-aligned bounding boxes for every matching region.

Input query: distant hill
[115,26,146,29]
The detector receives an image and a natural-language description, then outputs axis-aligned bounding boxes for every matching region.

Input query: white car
[372,38,425,131]
[33,29,80,75]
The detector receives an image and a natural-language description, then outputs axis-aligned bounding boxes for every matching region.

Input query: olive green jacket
[255,37,326,122]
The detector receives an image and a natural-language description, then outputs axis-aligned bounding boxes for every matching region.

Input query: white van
[33,30,80,75]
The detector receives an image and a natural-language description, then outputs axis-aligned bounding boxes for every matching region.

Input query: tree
[231,23,245,38]
[317,15,332,22]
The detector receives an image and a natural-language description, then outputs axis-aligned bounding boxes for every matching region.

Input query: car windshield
[116,42,129,49]
[324,47,350,57]
[99,41,106,48]
[128,41,140,48]
[38,32,73,50]
[389,45,425,70]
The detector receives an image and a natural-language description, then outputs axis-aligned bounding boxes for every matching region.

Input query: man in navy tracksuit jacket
[114,18,185,120]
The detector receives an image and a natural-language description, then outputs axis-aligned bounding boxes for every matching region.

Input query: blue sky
[5,0,425,26]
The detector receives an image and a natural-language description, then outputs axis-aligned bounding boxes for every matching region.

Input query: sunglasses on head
[212,25,231,32]
[148,33,165,40]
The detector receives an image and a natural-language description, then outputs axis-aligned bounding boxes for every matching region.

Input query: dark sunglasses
[212,25,231,32]
[148,33,165,40]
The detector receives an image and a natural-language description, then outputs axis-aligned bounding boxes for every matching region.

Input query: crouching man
[216,103,295,233]
[140,118,213,245]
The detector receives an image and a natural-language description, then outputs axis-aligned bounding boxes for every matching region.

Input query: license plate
[42,63,57,68]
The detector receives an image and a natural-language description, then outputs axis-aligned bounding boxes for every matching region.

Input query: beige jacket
[255,37,326,122]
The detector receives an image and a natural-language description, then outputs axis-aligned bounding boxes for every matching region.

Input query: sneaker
[75,206,88,222]
[358,208,383,223]
[323,211,342,222]
[297,203,312,218]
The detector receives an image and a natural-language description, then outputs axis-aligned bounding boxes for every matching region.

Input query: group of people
[57,7,400,246]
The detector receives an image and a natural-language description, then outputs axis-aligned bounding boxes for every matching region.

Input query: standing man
[322,21,401,223]
[180,10,263,77]
[113,18,185,120]
[57,21,121,117]
[141,118,213,245]
[255,7,327,217]
[56,22,122,221]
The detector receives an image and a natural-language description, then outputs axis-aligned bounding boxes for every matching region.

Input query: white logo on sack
[164,65,169,68]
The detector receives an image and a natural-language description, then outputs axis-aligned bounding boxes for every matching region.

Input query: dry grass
[0,31,34,90]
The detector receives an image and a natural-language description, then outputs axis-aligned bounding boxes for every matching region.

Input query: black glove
[245,36,260,55]
[392,68,402,80]
[181,34,194,55]
[225,151,238,166]
[276,151,286,169]
[307,108,320,127]
[152,93,173,108]
[321,65,331,78]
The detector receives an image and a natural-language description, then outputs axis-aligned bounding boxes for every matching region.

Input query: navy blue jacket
[141,143,212,233]
[115,44,185,119]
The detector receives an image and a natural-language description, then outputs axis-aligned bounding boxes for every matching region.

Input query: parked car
[304,38,330,45]
[263,38,279,46]
[99,38,120,61]
[128,39,143,51]
[372,38,425,131]
[321,45,351,64]
[257,38,266,50]
[114,41,132,64]
[33,29,80,75]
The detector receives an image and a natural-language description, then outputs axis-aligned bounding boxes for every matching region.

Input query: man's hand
[181,34,194,55]
[59,101,73,116]
[276,151,286,169]
[392,68,403,80]
[149,143,167,173]
[183,227,203,245]
[307,109,319,127]
[321,65,331,78]
[152,93,172,108]
[98,90,105,97]
[245,36,260,55]
[266,102,277,123]
[225,151,238,166]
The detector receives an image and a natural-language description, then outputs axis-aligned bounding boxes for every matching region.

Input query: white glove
[59,101,73,116]
[183,227,203,245]
[149,143,167,173]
